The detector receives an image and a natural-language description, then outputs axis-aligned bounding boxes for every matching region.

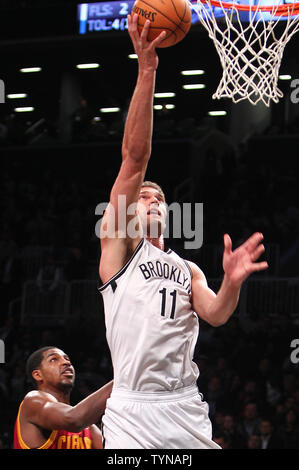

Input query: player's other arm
[22,380,113,433]
[188,263,240,327]
[188,233,268,326]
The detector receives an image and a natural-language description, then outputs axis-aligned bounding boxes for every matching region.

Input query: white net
[192,0,299,106]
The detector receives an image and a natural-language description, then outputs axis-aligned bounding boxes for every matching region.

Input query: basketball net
[193,0,299,106]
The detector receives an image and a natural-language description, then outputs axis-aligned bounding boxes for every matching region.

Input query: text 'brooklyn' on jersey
[98,238,200,392]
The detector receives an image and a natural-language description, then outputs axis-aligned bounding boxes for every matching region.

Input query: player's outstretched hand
[222,232,268,287]
[127,13,166,71]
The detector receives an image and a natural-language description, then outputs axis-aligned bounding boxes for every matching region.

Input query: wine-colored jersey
[14,401,93,449]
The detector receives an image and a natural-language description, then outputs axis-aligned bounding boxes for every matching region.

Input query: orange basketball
[131,0,192,48]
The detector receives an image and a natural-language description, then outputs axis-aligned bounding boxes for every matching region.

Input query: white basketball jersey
[98,238,200,392]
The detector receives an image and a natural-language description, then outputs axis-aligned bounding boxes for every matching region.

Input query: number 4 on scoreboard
[112,18,120,29]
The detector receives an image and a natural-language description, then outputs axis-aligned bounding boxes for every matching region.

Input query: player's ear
[32,369,43,384]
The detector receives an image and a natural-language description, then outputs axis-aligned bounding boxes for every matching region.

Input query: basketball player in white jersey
[98,13,268,449]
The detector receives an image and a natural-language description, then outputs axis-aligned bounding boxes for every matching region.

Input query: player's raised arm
[121,14,165,167]
[99,15,166,283]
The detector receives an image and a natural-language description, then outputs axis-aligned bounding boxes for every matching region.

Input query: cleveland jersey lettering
[14,401,92,449]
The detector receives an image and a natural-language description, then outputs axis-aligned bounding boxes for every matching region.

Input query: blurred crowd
[0,122,298,449]
[196,315,299,449]
[0,304,299,449]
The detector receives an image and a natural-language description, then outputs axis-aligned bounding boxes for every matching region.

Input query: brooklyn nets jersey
[98,238,200,392]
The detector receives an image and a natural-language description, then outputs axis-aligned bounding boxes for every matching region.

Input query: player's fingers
[132,12,138,26]
[140,19,151,42]
[128,14,142,50]
[151,30,167,47]
[252,261,269,272]
[128,13,138,36]
[251,244,265,262]
[223,233,232,254]
[243,232,264,252]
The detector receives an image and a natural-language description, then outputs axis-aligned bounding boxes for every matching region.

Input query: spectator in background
[265,373,282,409]
[279,409,299,449]
[24,208,54,246]
[0,118,8,144]
[212,410,225,436]
[282,373,297,399]
[284,396,296,414]
[71,98,93,143]
[247,434,261,449]
[36,253,63,292]
[0,366,9,404]
[213,433,231,449]
[214,357,233,391]
[65,247,86,280]
[237,403,261,441]
[222,414,246,449]
[76,356,107,392]
[0,242,22,322]
[0,315,16,351]
[237,379,266,412]
[8,332,35,371]
[206,376,226,419]
[9,361,27,404]
[0,135,298,448]
[259,418,284,449]
[227,373,243,414]
[294,389,299,414]
[64,305,105,367]
[274,401,287,427]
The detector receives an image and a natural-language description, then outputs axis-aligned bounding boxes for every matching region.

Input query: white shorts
[102,384,221,449]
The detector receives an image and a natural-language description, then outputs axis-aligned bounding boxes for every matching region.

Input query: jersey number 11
[159,288,177,320]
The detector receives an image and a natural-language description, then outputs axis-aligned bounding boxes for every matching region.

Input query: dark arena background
[0,0,299,453]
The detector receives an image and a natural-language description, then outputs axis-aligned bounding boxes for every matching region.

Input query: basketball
[131,0,192,48]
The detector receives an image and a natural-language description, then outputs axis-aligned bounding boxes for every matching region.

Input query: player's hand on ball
[127,13,166,71]
[222,232,268,287]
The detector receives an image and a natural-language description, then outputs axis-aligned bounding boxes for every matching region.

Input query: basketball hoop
[192,0,299,106]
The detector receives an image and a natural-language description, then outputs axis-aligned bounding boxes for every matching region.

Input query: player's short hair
[26,346,56,387]
[141,181,166,202]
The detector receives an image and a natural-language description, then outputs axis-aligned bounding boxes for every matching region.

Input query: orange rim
[199,0,299,15]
